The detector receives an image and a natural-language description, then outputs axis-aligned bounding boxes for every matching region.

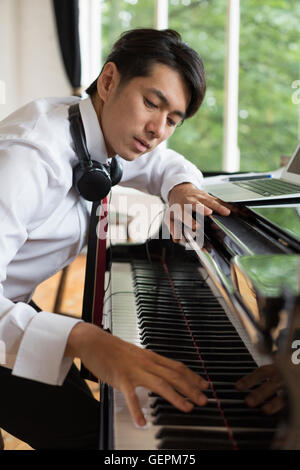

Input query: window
[101,0,155,61]
[238,0,300,171]
[168,0,227,171]
[86,0,300,172]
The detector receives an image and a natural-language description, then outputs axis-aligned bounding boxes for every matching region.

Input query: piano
[82,199,300,450]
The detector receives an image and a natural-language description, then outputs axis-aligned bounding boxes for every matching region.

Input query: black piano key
[135,295,225,303]
[136,301,226,307]
[140,316,234,324]
[141,336,246,348]
[137,306,229,314]
[155,428,275,450]
[146,348,256,365]
[140,331,242,341]
[144,342,248,355]
[157,436,233,450]
[208,381,246,390]
[144,343,251,357]
[153,412,277,428]
[153,401,277,417]
[137,314,232,324]
[135,290,217,298]
[149,389,251,401]
[138,320,236,332]
[151,404,273,417]
[204,372,254,382]
[187,365,257,375]
[151,397,248,409]
[136,308,232,319]
[139,324,237,335]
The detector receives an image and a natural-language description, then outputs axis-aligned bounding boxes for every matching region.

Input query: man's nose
[146,114,166,139]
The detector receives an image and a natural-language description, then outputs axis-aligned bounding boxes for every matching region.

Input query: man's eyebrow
[148,88,186,120]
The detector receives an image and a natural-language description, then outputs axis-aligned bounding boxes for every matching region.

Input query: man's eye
[167,117,177,127]
[144,98,157,109]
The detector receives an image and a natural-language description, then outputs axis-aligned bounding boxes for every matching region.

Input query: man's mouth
[133,137,150,152]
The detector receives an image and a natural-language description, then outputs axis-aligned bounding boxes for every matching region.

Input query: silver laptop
[204,141,300,203]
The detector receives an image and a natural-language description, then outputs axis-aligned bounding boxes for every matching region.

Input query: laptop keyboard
[233,178,300,196]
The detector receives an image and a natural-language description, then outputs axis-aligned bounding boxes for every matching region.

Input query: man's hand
[235,364,285,415]
[168,183,231,216]
[167,183,231,243]
[66,322,209,427]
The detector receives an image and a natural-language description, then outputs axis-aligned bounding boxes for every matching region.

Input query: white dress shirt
[0,96,203,385]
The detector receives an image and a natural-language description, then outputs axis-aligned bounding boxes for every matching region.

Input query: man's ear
[97,62,120,103]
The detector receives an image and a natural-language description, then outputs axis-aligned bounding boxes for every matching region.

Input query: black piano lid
[211,202,300,253]
[233,254,300,298]
[247,204,300,245]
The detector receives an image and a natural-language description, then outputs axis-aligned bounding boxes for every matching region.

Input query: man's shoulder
[0,96,81,187]
[0,96,80,141]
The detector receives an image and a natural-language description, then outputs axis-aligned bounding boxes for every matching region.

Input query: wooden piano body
[83,200,300,450]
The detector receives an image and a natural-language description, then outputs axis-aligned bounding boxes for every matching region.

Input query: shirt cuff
[161,173,204,203]
[12,311,82,385]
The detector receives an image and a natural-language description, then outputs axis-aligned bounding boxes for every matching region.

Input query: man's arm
[0,144,81,385]
[118,146,203,198]
[65,322,209,427]
[118,147,230,218]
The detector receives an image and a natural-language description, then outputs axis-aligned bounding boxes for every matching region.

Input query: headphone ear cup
[110,156,123,186]
[73,163,112,201]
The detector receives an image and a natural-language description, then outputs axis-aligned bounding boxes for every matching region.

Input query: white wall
[0,0,70,120]
[0,0,19,119]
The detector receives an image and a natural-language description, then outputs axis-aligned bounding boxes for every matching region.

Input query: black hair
[86,28,206,119]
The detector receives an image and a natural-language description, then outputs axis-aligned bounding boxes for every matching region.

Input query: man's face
[99,63,190,160]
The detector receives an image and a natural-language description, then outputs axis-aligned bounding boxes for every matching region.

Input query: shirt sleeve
[0,143,81,385]
[118,145,204,202]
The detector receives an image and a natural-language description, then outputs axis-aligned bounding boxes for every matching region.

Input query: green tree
[100,0,300,172]
[168,0,226,171]
[101,0,154,61]
[238,0,300,171]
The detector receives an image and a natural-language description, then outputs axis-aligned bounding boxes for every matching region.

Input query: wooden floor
[1,253,100,450]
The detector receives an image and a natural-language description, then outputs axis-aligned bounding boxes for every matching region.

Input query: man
[0,28,230,449]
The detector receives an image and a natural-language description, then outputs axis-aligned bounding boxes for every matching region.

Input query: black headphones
[68,103,123,202]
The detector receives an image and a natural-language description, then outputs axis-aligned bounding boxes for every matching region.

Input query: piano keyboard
[104,260,278,450]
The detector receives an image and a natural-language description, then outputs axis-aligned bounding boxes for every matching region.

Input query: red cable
[161,259,239,451]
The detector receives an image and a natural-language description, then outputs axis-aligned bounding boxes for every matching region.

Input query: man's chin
[118,151,143,161]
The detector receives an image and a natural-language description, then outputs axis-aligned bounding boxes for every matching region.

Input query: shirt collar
[79,96,108,164]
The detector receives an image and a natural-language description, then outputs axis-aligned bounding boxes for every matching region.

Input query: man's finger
[262,394,286,415]
[245,380,282,408]
[236,365,276,391]
[199,197,231,216]
[121,383,147,427]
[141,371,207,413]
[144,349,209,400]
